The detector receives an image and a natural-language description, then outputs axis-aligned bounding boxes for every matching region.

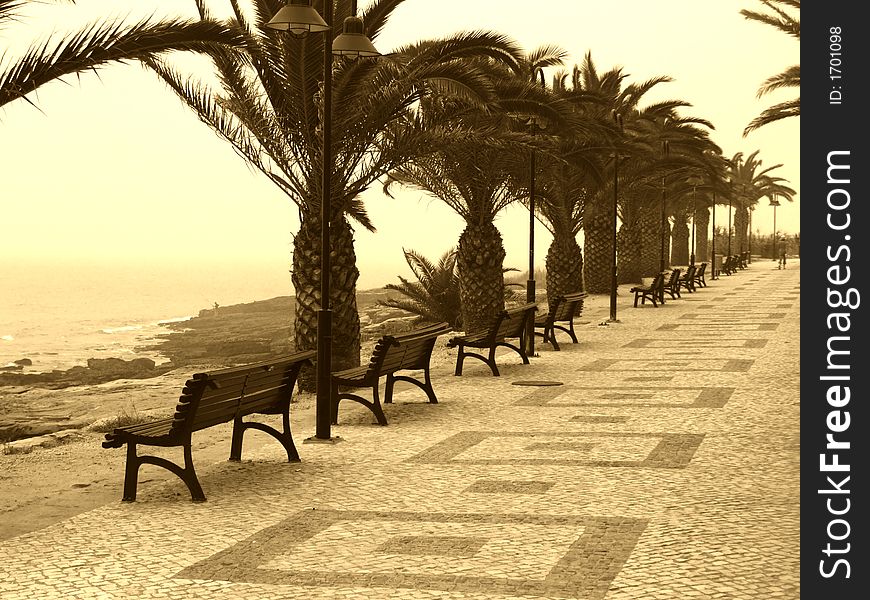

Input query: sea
[1,260,292,374]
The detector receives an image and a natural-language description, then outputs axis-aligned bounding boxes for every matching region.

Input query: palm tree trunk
[670,210,690,266]
[292,215,362,391]
[734,204,749,254]
[457,221,506,332]
[617,198,658,284]
[545,232,584,313]
[582,200,611,293]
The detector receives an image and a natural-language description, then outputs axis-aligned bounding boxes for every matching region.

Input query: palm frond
[0,17,245,108]
[756,64,800,97]
[743,98,800,136]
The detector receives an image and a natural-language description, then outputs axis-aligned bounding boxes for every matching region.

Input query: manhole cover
[511,380,564,387]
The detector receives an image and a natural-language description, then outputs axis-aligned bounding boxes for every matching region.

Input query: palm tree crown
[740,0,800,135]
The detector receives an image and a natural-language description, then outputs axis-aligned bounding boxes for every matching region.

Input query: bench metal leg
[333,387,388,426]
[123,443,206,502]
[390,371,438,404]
[230,415,300,463]
[122,443,139,502]
[454,347,465,376]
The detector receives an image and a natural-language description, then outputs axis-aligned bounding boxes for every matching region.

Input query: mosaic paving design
[578,358,754,372]
[516,386,734,408]
[679,312,785,319]
[178,509,648,599]
[657,322,778,331]
[463,479,556,494]
[623,338,768,349]
[407,431,705,467]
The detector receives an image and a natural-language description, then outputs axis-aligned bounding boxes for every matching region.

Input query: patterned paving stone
[407,431,705,468]
[0,262,800,600]
[578,358,754,372]
[463,480,556,494]
[515,386,734,408]
[178,510,648,599]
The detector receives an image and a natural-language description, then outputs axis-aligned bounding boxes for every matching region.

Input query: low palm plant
[379,248,522,330]
[378,249,462,328]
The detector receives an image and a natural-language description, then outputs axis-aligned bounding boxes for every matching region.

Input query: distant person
[778,244,787,269]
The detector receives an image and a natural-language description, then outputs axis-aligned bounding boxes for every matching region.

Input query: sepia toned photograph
[0,1,824,598]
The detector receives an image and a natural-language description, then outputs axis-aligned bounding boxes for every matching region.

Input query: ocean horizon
[1,260,296,374]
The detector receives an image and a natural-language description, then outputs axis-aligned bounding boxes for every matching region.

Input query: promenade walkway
[0,261,800,600]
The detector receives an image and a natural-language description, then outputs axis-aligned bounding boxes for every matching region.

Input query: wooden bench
[102,351,315,502]
[331,322,452,426]
[630,272,666,307]
[447,303,537,376]
[534,291,588,351]
[678,265,696,293]
[720,255,737,276]
[663,268,682,300]
[692,262,708,288]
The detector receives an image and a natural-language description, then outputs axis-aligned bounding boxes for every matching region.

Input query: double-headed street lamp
[268,0,380,442]
[608,110,624,324]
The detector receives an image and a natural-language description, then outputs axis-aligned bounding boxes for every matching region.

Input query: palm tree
[740,0,800,135]
[143,1,525,374]
[614,113,720,281]
[386,58,569,332]
[0,1,245,108]
[566,53,698,290]
[727,150,796,252]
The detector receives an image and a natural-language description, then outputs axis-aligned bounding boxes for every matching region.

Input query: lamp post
[748,205,753,264]
[268,0,380,441]
[770,194,781,267]
[660,139,670,273]
[608,110,623,323]
[727,189,732,259]
[710,191,717,280]
[525,67,545,357]
[687,176,703,267]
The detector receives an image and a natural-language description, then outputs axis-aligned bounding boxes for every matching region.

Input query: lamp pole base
[304,435,343,444]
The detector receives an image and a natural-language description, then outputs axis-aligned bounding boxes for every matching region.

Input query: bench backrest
[551,292,587,322]
[366,322,452,377]
[695,263,707,278]
[681,265,696,281]
[665,268,681,288]
[489,302,538,341]
[169,350,316,437]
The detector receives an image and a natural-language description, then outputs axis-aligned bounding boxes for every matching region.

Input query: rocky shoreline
[0,289,418,443]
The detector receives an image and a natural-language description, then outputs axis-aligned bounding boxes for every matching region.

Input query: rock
[14,358,33,366]
[1,363,23,372]
[86,357,156,373]
[0,357,168,389]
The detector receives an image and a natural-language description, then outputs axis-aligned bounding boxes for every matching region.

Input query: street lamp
[687,176,704,266]
[660,139,670,273]
[710,190,717,280]
[268,0,380,442]
[748,205,754,264]
[609,110,624,323]
[525,67,545,357]
[727,185,733,259]
[770,194,781,268]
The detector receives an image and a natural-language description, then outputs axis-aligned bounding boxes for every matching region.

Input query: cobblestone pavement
[0,261,800,599]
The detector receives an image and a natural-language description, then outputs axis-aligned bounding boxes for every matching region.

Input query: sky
[0,0,800,291]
